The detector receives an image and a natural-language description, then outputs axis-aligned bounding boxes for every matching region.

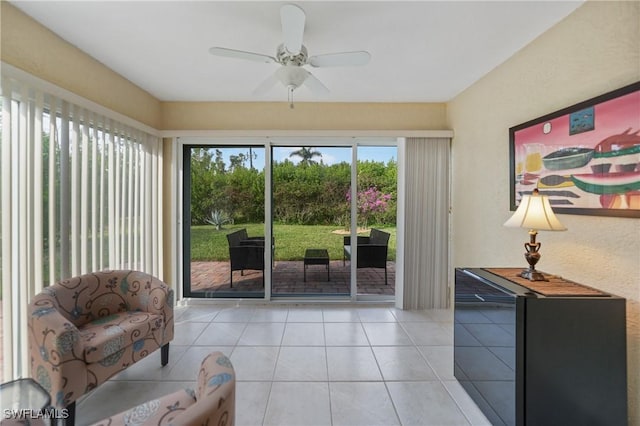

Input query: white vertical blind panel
[107,120,116,268]
[99,126,106,271]
[80,108,90,274]
[118,128,124,267]
[127,135,134,269]
[144,146,152,272]
[70,105,80,276]
[18,84,30,376]
[33,91,44,294]
[139,141,146,272]
[118,131,128,268]
[26,91,35,299]
[126,132,133,268]
[1,79,15,380]
[59,102,70,279]
[133,141,140,269]
[48,97,58,286]
[149,136,163,278]
[114,131,122,267]
[91,112,99,271]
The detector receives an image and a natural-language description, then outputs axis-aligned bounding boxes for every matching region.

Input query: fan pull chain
[288,85,295,109]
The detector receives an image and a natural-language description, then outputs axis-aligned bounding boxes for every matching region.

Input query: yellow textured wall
[161,101,447,131]
[447,1,640,423]
[0,2,162,129]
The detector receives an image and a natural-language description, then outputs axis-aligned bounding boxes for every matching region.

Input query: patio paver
[189,260,395,295]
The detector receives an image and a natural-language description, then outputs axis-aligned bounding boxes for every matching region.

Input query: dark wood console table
[454,267,627,426]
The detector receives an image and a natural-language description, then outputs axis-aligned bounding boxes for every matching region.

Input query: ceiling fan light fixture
[276,65,309,90]
[208,3,370,103]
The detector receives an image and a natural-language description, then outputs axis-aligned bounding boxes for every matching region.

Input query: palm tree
[289,147,322,166]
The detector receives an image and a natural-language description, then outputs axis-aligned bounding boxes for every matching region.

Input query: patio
[190,260,395,295]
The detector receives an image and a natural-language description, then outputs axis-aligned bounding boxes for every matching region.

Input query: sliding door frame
[170,130,452,307]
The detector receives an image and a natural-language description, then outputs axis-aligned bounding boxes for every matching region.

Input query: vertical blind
[0,75,163,382]
[403,137,450,309]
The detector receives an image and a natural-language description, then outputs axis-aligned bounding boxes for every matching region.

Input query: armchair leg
[385,267,388,285]
[161,343,170,366]
[230,271,233,288]
[65,401,76,426]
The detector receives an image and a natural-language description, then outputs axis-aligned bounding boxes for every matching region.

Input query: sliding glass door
[181,139,397,301]
[271,146,352,296]
[355,146,397,297]
[183,145,265,298]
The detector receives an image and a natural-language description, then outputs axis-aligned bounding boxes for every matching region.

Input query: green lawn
[190,224,396,262]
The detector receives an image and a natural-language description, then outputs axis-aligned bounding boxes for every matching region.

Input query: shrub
[206,210,232,230]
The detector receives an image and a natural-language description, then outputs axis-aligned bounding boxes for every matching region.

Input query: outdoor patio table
[303,248,330,282]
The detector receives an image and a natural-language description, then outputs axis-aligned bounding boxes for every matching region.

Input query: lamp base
[520,268,548,281]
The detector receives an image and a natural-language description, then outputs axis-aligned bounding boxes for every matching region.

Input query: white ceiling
[10,1,583,103]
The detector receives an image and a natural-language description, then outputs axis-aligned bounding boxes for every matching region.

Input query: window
[0,74,163,381]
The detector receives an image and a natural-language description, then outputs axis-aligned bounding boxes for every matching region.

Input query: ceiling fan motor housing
[277,43,308,66]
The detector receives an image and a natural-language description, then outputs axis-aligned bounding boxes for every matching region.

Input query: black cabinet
[454,268,627,426]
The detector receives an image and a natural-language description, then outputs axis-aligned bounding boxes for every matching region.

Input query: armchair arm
[28,293,86,407]
[29,294,84,365]
[174,351,235,425]
[115,270,174,345]
[119,271,173,315]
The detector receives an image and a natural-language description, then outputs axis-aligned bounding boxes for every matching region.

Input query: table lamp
[504,188,567,281]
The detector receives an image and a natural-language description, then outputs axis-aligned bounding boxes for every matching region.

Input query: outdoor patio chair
[343,228,391,285]
[227,228,265,287]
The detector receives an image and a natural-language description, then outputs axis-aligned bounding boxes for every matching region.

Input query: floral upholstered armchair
[90,351,235,426]
[28,270,174,425]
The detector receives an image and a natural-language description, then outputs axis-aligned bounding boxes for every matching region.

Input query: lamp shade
[504,189,567,231]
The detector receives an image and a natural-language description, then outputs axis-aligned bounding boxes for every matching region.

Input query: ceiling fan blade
[209,47,275,63]
[253,71,280,96]
[303,72,330,96]
[280,4,305,54]
[308,51,371,67]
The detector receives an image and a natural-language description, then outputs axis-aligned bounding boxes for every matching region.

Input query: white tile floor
[76,303,491,426]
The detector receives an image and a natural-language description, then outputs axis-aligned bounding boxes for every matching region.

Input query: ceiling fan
[209,3,371,108]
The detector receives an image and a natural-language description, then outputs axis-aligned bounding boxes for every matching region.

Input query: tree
[229,153,248,171]
[213,149,226,174]
[289,147,322,166]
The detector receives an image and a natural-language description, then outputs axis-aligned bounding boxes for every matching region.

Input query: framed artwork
[509,81,640,218]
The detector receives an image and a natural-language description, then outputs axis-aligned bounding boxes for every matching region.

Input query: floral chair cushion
[89,388,197,426]
[79,311,164,364]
